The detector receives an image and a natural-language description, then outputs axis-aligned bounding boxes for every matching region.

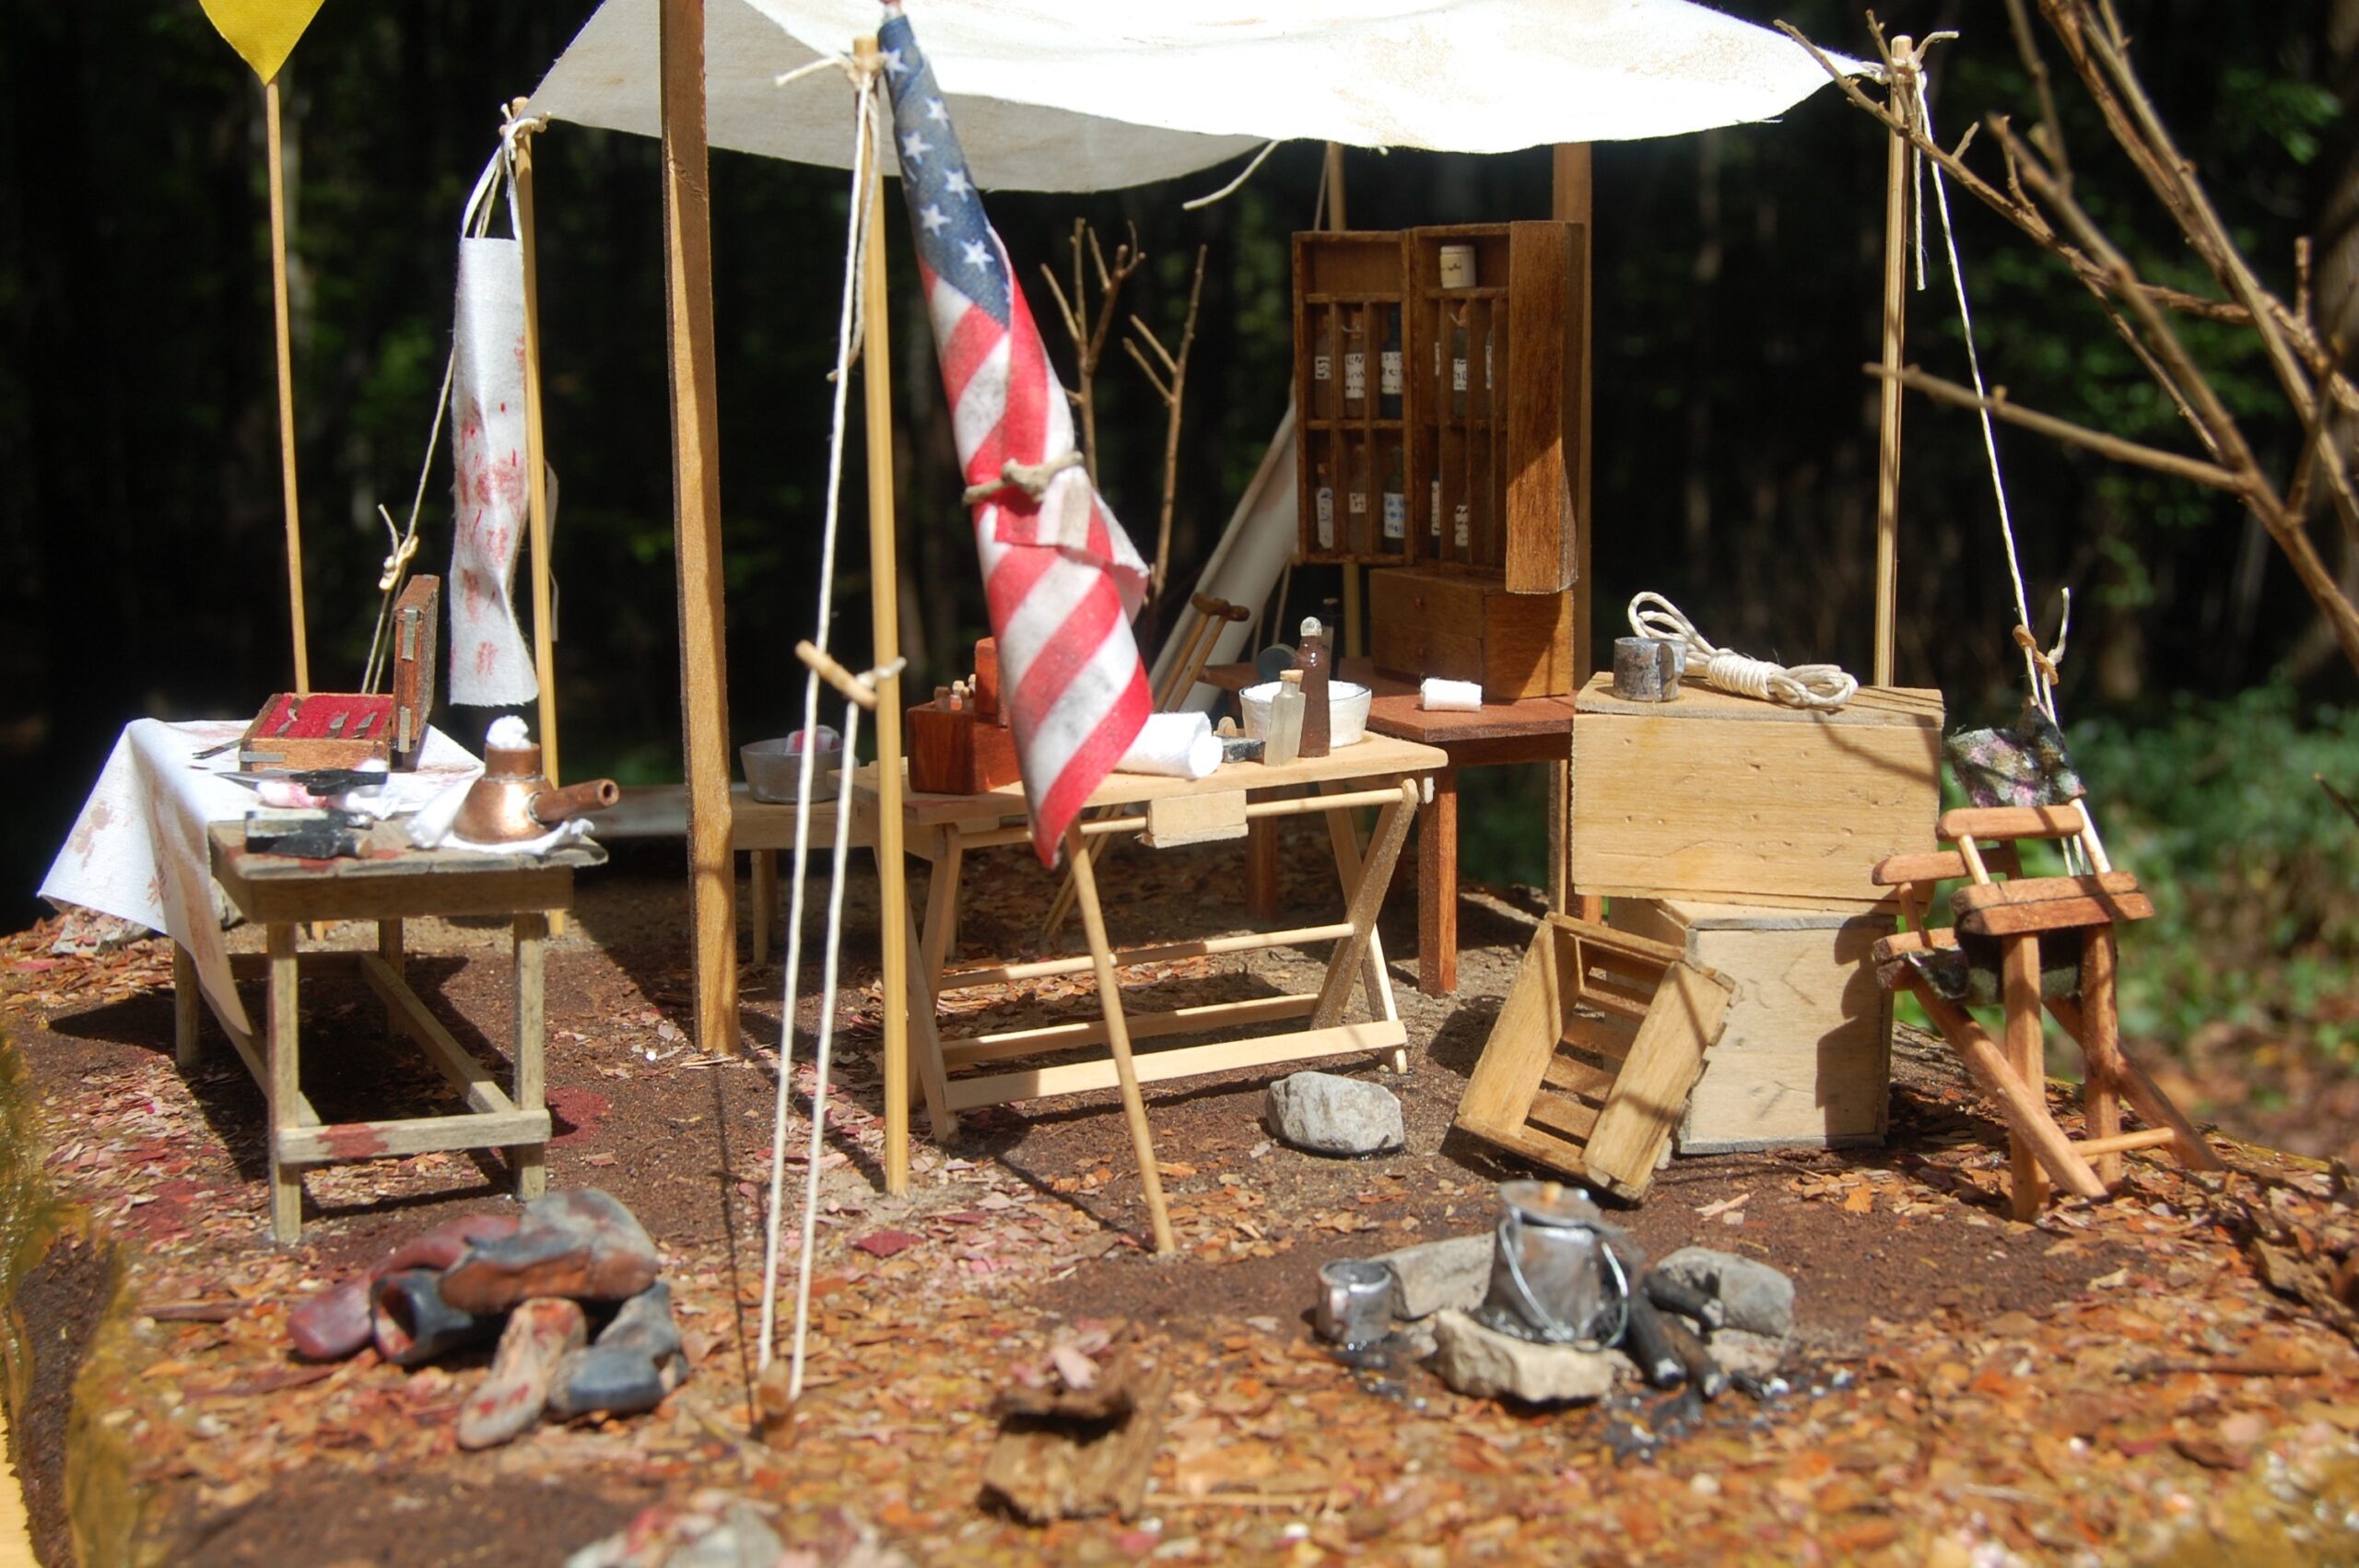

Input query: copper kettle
[452,740,619,843]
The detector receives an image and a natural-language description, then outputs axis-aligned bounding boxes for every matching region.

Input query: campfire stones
[1430,1310,1618,1405]
[370,1268,501,1366]
[1373,1233,1492,1319]
[441,1188,662,1314]
[1265,1071,1405,1157]
[549,1281,688,1420]
[1657,1247,1794,1339]
[289,1211,522,1361]
[458,1297,588,1450]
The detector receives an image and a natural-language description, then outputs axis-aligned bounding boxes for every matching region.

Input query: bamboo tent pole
[659,0,739,1055]
[854,36,916,1196]
[513,108,561,787]
[1872,39,1914,689]
[264,76,311,695]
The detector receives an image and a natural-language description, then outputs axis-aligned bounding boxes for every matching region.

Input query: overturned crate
[1455,916,1734,1199]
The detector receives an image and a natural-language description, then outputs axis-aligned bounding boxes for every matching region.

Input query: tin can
[1438,243,1477,290]
[1314,1258,1394,1348]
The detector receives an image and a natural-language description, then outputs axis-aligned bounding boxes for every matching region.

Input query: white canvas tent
[521,0,1870,1164]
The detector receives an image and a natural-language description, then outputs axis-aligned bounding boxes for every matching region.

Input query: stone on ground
[549,1280,689,1419]
[441,1188,662,1314]
[1429,1309,1617,1404]
[1264,1071,1405,1157]
[1656,1247,1795,1339]
[457,1297,588,1450]
[1375,1233,1490,1318]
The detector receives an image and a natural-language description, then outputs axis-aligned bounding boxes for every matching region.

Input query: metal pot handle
[1497,1211,1633,1351]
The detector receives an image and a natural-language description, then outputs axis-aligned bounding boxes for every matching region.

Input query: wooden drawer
[1369,566,1573,699]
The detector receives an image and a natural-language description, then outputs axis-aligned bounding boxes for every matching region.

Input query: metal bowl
[740,736,839,803]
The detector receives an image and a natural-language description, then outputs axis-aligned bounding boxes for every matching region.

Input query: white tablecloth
[40,720,482,1036]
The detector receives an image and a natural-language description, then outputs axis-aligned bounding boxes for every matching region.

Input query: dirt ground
[4,827,2357,1565]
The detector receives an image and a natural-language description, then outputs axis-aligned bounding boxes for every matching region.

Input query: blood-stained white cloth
[40,720,481,1037]
[447,232,538,708]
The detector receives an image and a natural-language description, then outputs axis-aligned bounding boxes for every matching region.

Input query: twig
[2316,772,2359,833]
[2001,0,2071,189]
[1122,244,1207,600]
[1038,220,1144,489]
[1867,366,2246,493]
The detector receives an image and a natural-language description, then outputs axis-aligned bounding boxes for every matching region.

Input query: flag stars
[944,167,972,197]
[925,96,948,123]
[960,239,994,273]
[879,47,908,76]
[901,129,932,165]
[918,203,950,235]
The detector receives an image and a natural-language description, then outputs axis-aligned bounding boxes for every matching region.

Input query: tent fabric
[528,0,1871,193]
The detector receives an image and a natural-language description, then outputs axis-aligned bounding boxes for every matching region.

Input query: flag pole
[1872,40,1913,688]
[264,75,311,694]
[854,35,915,1196]
[512,105,561,788]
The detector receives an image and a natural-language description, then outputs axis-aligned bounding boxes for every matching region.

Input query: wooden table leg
[265,922,303,1243]
[1063,820,1174,1256]
[2001,933,2050,1221]
[512,911,549,1200]
[377,918,404,1040]
[173,943,202,1070]
[750,848,779,965]
[900,894,958,1141]
[1311,780,1418,1053]
[1547,755,1569,913]
[2077,928,2124,1186]
[1319,780,1400,1064]
[1246,816,1279,921]
[919,836,964,999]
[1417,766,1459,997]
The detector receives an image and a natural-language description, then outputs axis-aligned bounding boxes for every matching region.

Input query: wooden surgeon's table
[859,733,1447,1253]
[195,825,603,1243]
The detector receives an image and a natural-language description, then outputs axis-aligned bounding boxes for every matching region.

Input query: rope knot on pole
[962,451,1085,507]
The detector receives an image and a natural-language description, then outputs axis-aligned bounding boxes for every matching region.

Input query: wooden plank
[1417,766,1458,996]
[1541,1053,1616,1102]
[1953,872,2144,911]
[940,924,1356,990]
[1063,819,1173,1255]
[661,0,739,1059]
[1872,927,1959,962]
[2074,1128,2178,1157]
[357,956,517,1117]
[1908,982,2107,1199]
[1958,890,2155,936]
[940,995,1318,1070]
[512,911,548,1199]
[1525,1086,1601,1142]
[278,1109,551,1166]
[1456,921,1569,1142]
[1552,145,1592,693]
[1309,782,1417,1029]
[1575,675,1946,725]
[1581,959,1731,1198]
[1144,790,1249,848]
[1318,779,1400,1051]
[943,1022,1407,1111]
[1874,850,1969,886]
[265,923,303,1242]
[1503,220,1578,594]
[1938,803,2087,842]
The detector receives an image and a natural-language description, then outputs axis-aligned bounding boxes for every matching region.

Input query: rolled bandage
[1420,677,1483,712]
[1115,712,1222,780]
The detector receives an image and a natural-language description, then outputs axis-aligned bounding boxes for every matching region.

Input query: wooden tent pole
[513,110,561,788]
[1872,43,1912,689]
[1554,143,1597,922]
[660,0,739,1054]
[1323,142,1362,660]
[264,76,310,695]
[855,37,915,1195]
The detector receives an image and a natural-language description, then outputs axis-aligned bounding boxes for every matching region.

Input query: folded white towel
[1420,677,1484,712]
[1115,711,1223,779]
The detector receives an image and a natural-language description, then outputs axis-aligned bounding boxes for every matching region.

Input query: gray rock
[1707,1328,1787,1379]
[1656,1247,1795,1339]
[1375,1233,1491,1319]
[1429,1309,1617,1404]
[1264,1071,1404,1157]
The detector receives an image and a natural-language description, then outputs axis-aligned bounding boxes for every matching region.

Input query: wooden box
[239,693,396,772]
[1569,675,1943,907]
[1607,897,1893,1153]
[1454,915,1732,1199]
[1292,230,1414,567]
[908,696,1020,797]
[1368,564,1573,700]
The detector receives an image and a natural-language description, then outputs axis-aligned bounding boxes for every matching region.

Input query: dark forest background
[6,3,2359,1114]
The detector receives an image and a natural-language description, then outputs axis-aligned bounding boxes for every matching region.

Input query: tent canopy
[529,0,1872,192]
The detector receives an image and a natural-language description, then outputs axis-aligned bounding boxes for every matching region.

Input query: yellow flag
[198,0,327,84]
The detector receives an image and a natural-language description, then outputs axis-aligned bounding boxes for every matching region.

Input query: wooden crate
[1608,897,1893,1153]
[1569,675,1943,908]
[1368,564,1574,700]
[1454,915,1733,1199]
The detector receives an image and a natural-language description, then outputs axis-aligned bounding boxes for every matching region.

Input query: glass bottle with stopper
[1311,311,1337,419]
[1346,442,1372,554]
[1313,460,1336,550]
[1341,314,1367,416]
[1263,670,1307,767]
[1379,307,1403,418]
[1295,615,1332,760]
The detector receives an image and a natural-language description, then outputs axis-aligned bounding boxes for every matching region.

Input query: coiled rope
[1627,592,1859,711]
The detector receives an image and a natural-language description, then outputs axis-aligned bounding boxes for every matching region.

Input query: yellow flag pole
[512,111,560,784]
[264,74,310,694]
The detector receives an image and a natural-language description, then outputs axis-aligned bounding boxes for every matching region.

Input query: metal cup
[1476,1180,1630,1347]
[1314,1259,1394,1348]
[1612,636,1684,702]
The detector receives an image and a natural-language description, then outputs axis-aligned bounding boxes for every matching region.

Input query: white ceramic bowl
[741,737,839,803]
[1238,680,1372,748]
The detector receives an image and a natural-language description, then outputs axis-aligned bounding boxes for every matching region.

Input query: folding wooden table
[194,826,602,1242]
[860,734,1446,1251]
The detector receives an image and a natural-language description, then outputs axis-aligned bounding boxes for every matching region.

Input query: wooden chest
[1569,675,1942,907]
[1607,897,1892,1153]
[1368,565,1573,700]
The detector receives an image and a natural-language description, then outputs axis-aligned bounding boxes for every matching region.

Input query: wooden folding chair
[1872,801,2221,1219]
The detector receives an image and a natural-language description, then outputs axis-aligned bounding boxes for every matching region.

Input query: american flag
[878,3,1151,865]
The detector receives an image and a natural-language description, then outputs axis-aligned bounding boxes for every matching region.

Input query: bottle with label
[1453,497,1473,555]
[1263,670,1306,767]
[1449,305,1470,417]
[1313,460,1336,551]
[1482,316,1496,416]
[1381,445,1406,544]
[1346,441,1373,554]
[1295,616,1332,760]
[1379,307,1403,418]
[1341,315,1367,416]
[1429,475,1443,546]
[1311,311,1336,419]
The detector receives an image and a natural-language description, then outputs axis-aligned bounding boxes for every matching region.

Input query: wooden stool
[1872,802,2220,1219]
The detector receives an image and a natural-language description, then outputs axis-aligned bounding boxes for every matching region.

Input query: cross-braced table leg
[512,912,548,1199]
[264,922,303,1243]
[1062,819,1175,1256]
[1318,779,1405,1068]
[1310,780,1419,1057]
[377,918,404,1040]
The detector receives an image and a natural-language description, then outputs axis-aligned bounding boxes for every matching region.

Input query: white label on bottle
[1485,342,1494,390]
[1349,488,1368,515]
[1313,353,1332,384]
[1380,350,1402,398]
[1343,352,1367,404]
[1429,479,1442,536]
[1452,357,1468,394]
[1453,503,1471,549]
[1382,491,1406,540]
[1315,486,1335,549]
